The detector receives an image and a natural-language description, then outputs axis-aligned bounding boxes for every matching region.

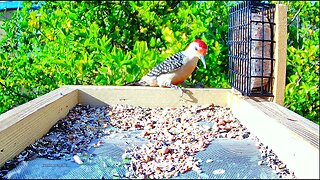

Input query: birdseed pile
[0,104,295,179]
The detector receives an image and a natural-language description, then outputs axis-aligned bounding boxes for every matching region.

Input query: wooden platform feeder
[0,3,319,180]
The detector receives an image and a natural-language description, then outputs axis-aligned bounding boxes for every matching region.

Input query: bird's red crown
[194,39,207,50]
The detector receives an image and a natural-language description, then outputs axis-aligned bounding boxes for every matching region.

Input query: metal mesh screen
[228,1,275,96]
[1,104,289,179]
[4,125,278,179]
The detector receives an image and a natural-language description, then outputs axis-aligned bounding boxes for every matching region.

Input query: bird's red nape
[194,39,207,50]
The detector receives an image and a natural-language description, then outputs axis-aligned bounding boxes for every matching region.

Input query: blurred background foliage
[0,1,318,124]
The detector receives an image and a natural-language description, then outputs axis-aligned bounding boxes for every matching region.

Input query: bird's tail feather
[124,81,147,86]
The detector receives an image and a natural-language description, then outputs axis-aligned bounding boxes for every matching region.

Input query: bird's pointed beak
[197,48,207,69]
[199,55,206,69]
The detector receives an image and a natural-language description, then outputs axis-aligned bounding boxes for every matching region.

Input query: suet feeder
[228,1,276,97]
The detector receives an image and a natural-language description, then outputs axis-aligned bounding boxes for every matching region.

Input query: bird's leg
[161,81,185,97]
[173,85,184,97]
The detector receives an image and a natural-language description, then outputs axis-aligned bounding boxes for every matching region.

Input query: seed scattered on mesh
[255,140,296,179]
[108,104,294,179]
[206,159,214,163]
[0,104,295,179]
[73,155,83,165]
[213,168,225,175]
[0,104,111,177]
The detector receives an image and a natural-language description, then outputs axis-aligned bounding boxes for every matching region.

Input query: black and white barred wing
[146,52,186,77]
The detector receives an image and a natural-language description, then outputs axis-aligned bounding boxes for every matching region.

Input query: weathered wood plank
[272,4,287,105]
[230,94,319,179]
[70,85,231,108]
[0,87,78,167]
[0,85,318,179]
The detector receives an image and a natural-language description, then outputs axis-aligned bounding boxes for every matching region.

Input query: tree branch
[0,81,33,101]
[288,4,304,26]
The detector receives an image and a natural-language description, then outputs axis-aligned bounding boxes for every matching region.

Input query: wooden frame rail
[0,86,318,179]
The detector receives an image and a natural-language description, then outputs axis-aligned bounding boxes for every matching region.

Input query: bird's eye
[195,47,198,51]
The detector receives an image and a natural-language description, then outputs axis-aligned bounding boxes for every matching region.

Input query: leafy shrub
[0,1,232,113]
[277,1,319,124]
[0,1,318,124]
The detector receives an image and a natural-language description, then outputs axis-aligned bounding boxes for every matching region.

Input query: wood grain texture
[0,85,318,179]
[230,94,319,179]
[71,85,231,108]
[272,4,287,105]
[0,87,78,167]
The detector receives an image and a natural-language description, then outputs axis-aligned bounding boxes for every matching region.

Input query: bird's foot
[160,82,186,97]
[169,84,185,97]
[177,87,184,97]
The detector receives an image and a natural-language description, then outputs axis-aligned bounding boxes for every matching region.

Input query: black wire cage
[228,1,276,97]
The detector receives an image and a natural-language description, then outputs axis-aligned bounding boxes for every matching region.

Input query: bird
[125,39,208,96]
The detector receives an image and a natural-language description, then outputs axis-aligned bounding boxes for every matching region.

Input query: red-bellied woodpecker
[126,39,208,96]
